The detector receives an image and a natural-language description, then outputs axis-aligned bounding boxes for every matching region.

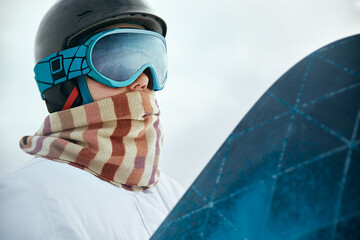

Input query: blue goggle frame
[34,29,168,100]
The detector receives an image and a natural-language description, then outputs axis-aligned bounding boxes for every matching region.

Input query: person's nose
[127,73,149,91]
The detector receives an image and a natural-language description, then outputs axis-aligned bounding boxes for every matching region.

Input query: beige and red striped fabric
[20,92,163,191]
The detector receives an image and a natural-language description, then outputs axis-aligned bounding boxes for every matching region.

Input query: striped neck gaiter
[20,91,162,191]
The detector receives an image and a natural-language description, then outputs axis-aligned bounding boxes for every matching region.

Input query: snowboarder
[0,0,184,239]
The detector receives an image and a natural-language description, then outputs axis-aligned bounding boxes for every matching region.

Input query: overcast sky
[0,0,359,188]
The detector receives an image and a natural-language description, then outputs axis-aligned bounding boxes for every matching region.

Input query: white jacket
[0,157,184,240]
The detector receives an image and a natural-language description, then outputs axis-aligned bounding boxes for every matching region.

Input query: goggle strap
[34,45,90,99]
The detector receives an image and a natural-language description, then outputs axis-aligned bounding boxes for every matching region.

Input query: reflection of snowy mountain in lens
[151,34,360,240]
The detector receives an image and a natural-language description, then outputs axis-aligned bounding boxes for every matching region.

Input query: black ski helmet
[34,0,167,113]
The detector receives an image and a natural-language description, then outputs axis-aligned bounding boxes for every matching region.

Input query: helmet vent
[77,10,94,17]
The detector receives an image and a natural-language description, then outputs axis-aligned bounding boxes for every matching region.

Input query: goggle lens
[91,32,167,86]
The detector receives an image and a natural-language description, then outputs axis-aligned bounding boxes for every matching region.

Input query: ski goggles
[34,28,168,99]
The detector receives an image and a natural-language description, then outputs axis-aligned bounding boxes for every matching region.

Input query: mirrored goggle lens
[91,32,167,86]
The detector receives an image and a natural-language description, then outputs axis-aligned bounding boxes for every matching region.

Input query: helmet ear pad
[43,78,83,113]
[43,76,94,113]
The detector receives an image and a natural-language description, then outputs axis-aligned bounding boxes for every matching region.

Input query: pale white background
[0,0,359,189]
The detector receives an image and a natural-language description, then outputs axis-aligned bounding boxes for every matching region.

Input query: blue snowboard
[151,34,360,240]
